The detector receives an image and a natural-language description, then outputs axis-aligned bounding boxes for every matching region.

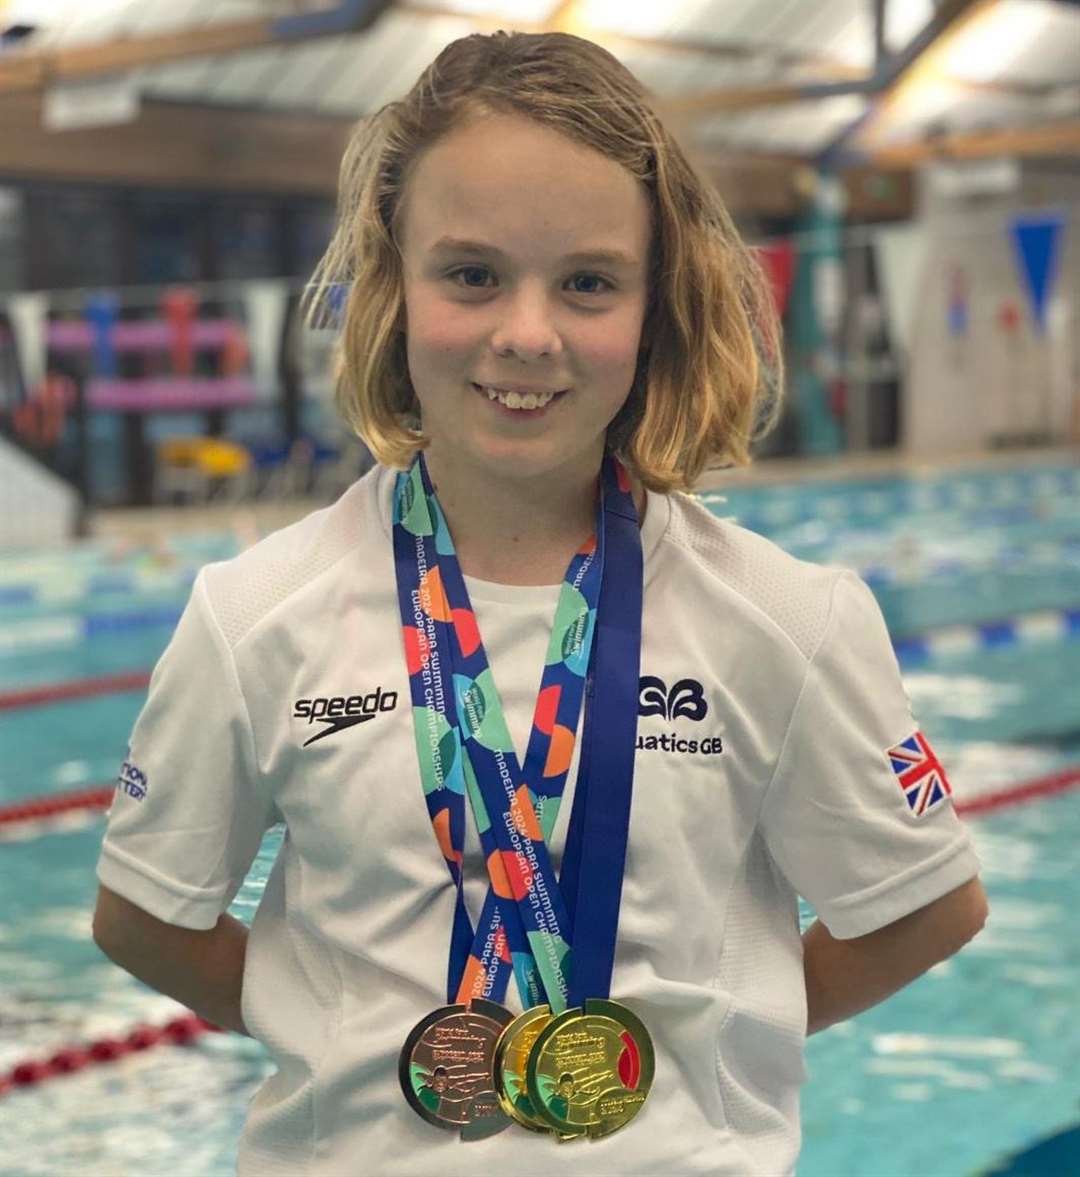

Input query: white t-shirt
[97,463,981,1177]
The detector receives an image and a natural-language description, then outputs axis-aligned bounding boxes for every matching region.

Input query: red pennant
[756,241,796,318]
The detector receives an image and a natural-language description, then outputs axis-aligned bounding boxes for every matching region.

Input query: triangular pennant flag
[1008,211,1066,335]
[84,291,119,377]
[874,222,928,360]
[6,292,49,391]
[947,266,968,337]
[756,241,796,318]
[161,286,198,376]
[242,279,289,400]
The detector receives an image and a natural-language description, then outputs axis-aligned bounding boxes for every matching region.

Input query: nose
[488,281,563,361]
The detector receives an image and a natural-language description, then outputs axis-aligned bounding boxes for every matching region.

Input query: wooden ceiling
[0,0,1076,213]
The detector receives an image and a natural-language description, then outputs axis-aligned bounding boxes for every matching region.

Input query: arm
[92,884,252,1037]
[803,875,988,1036]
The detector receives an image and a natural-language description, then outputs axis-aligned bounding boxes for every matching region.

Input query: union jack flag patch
[886,730,953,818]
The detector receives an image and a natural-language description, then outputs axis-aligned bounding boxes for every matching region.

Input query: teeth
[479,385,559,411]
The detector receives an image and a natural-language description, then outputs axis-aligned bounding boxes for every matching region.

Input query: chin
[475,435,603,483]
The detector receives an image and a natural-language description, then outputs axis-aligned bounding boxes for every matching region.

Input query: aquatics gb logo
[636,675,722,756]
[638,676,708,722]
[294,686,399,747]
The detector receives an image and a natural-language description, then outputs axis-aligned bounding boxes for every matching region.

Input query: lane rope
[1,775,1077,1095]
[0,787,114,830]
[0,1013,222,1098]
[3,593,1078,704]
[894,607,1080,667]
[697,465,1080,528]
[0,672,152,712]
[1,763,1079,839]
[953,766,1080,817]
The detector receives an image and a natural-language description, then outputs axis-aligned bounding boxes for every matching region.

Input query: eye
[448,265,493,289]
[568,273,614,295]
[445,267,614,295]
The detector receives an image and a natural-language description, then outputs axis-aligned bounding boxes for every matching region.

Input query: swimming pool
[1,458,1077,1175]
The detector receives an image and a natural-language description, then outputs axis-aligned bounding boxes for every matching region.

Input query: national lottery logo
[636,675,723,757]
[117,756,148,801]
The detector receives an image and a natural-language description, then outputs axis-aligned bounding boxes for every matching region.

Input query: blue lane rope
[0,602,1077,670]
[893,607,1080,667]
[698,465,1080,531]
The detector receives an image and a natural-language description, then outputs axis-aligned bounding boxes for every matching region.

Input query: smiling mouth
[470,382,569,412]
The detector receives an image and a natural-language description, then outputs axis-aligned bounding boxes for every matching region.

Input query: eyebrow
[429,237,639,269]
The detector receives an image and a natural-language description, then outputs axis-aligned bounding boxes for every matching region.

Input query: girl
[93,30,987,1176]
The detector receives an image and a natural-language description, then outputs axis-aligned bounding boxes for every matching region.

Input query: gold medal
[399,998,514,1140]
[525,998,655,1139]
[492,1004,582,1139]
[493,1005,553,1133]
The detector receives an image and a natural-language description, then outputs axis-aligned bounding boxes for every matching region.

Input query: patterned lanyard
[392,453,633,1011]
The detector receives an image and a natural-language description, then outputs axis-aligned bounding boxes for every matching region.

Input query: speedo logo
[294,687,398,747]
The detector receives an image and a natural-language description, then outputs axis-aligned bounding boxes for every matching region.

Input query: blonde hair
[305,30,782,492]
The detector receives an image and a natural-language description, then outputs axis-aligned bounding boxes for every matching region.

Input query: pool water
[1,460,1078,1175]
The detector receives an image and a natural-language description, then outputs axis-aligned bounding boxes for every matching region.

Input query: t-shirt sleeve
[96,569,277,930]
[760,569,982,939]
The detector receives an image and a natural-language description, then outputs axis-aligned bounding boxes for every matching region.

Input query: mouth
[470,382,569,416]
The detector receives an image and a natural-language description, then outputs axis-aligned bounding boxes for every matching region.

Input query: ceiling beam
[0,0,870,101]
[866,118,1080,165]
[0,92,351,194]
[701,153,914,219]
[819,0,998,163]
[0,19,276,95]
[873,0,887,72]
[396,1,865,76]
[660,0,993,120]
[5,0,975,115]
[658,80,870,120]
[0,1,392,97]
[274,0,392,38]
[0,86,910,219]
[871,0,992,92]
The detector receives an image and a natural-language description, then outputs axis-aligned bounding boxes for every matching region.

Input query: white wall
[904,161,1080,454]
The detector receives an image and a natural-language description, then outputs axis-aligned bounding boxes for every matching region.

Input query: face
[396,112,652,489]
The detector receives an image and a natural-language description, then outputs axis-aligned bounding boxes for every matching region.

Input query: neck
[421,447,642,586]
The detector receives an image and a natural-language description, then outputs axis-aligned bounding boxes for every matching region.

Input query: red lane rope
[0,786,114,827]
[0,766,1077,835]
[0,778,1077,1097]
[954,766,1080,817]
[0,671,151,712]
[0,1013,223,1098]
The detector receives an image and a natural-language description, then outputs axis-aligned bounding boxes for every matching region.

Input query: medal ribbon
[555,470,644,1008]
[393,453,632,1011]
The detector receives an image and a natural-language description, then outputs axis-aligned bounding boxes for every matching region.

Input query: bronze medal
[525,999,655,1139]
[399,998,514,1140]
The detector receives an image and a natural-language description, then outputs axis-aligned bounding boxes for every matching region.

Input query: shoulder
[654,489,850,663]
[198,463,392,650]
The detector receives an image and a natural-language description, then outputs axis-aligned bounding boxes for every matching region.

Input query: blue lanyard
[392,454,643,1009]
